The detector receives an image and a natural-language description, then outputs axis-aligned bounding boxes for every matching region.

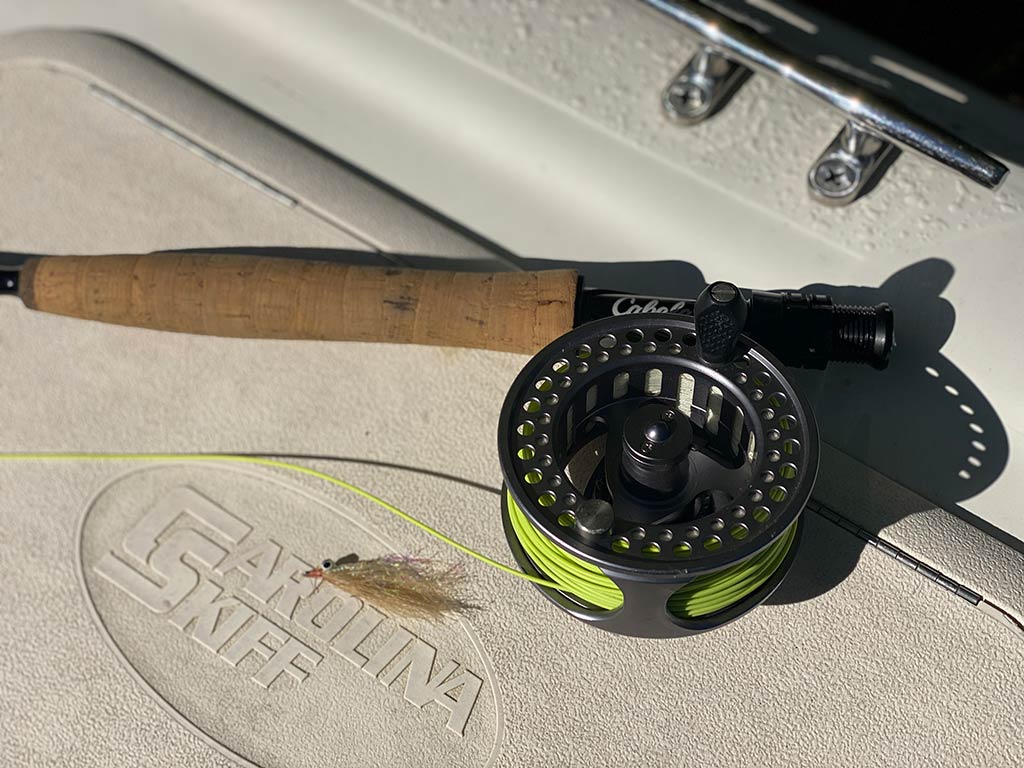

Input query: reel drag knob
[695,281,748,364]
[620,404,693,497]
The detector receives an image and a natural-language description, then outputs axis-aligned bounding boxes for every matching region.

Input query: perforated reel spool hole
[497,313,819,638]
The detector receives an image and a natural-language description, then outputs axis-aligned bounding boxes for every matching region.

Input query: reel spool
[498,306,819,639]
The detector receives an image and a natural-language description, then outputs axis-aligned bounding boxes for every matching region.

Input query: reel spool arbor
[498,284,822,638]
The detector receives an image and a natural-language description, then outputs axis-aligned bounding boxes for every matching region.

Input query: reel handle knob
[694,281,748,364]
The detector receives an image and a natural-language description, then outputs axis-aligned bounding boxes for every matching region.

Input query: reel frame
[497,312,819,638]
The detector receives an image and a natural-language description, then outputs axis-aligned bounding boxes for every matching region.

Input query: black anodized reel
[497,313,819,638]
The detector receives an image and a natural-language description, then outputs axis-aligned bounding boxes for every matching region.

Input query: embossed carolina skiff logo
[79,464,501,767]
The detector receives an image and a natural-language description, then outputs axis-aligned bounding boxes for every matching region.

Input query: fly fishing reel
[498,281,892,638]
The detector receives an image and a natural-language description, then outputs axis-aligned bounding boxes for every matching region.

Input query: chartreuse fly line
[0,452,795,622]
[0,452,557,594]
[506,492,797,619]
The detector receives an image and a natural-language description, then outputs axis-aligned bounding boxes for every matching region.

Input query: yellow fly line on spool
[506,491,797,619]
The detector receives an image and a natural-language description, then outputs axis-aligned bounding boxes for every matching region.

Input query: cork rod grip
[18,253,579,354]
